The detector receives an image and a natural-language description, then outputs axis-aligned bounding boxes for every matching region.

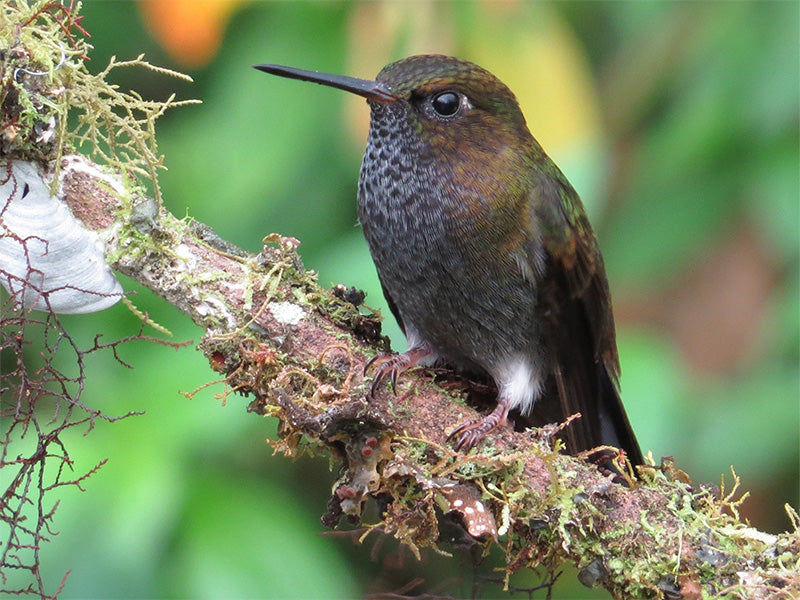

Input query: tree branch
[15,153,796,599]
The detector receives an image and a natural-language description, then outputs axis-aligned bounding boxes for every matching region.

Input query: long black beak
[253,64,396,102]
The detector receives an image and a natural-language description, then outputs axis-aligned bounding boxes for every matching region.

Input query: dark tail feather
[597,365,643,466]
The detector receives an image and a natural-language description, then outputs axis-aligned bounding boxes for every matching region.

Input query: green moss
[1,1,198,201]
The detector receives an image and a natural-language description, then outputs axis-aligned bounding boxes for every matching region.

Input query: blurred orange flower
[138,0,244,67]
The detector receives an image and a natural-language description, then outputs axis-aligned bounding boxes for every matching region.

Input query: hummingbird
[254,55,642,465]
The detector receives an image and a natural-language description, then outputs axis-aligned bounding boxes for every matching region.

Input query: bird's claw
[447,418,493,453]
[364,352,407,397]
[446,402,510,452]
[364,346,432,398]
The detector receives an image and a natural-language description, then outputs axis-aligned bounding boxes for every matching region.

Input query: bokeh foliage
[5,1,797,598]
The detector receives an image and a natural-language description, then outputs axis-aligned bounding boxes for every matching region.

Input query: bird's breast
[357,143,541,372]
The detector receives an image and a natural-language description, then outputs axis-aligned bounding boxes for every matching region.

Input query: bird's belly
[372,237,540,374]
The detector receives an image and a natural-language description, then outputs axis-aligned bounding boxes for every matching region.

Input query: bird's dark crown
[376,54,527,129]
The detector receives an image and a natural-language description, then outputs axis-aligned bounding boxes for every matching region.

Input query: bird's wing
[526,166,642,463]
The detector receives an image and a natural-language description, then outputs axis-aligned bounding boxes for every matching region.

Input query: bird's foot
[364,346,431,397]
[447,400,511,452]
[584,447,633,485]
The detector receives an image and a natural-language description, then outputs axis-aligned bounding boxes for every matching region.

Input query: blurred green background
[5,1,799,598]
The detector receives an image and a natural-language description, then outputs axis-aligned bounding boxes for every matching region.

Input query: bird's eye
[431,91,461,117]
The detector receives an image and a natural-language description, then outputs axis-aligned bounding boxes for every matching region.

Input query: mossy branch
[1,2,798,598]
[34,154,799,599]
